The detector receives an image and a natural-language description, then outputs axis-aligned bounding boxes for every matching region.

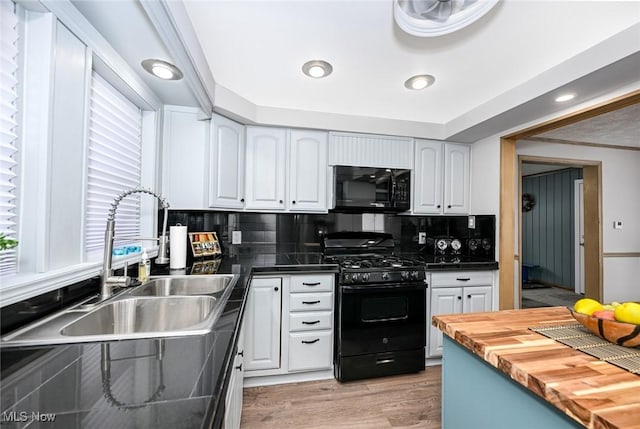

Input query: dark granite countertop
[0,252,338,429]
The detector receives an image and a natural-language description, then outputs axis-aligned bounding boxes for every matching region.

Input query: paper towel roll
[169,225,188,269]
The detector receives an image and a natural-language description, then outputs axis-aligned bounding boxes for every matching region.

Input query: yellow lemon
[614,302,640,325]
[574,298,603,316]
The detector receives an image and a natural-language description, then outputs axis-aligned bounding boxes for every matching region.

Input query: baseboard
[425,358,442,367]
[243,369,334,387]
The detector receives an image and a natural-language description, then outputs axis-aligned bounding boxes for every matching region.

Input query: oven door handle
[363,315,408,323]
[341,282,426,292]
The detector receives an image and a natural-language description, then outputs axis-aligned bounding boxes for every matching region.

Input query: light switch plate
[468,215,476,229]
[232,231,242,244]
[613,221,623,230]
[418,232,427,244]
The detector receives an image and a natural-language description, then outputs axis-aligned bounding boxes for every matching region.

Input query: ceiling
[71,0,640,144]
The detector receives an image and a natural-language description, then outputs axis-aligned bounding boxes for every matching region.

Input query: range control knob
[401,271,410,281]
[352,273,360,283]
[381,272,390,281]
[362,272,370,282]
[411,271,420,280]
[343,273,352,284]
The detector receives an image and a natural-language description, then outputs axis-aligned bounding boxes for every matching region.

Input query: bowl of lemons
[570,298,640,348]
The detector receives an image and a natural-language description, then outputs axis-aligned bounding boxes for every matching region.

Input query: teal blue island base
[442,336,583,429]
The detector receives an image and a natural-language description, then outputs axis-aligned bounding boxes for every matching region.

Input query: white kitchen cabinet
[288,130,328,212]
[224,323,245,429]
[413,140,470,214]
[245,127,287,211]
[210,114,245,209]
[244,277,282,371]
[443,143,470,214]
[428,271,493,357]
[244,273,334,380]
[161,106,209,209]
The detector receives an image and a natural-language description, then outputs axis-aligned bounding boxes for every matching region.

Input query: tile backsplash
[161,211,496,263]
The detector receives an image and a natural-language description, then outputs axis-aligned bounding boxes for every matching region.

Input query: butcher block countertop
[433,307,640,429]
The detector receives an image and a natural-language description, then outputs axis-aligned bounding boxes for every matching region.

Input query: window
[0,0,19,276]
[85,72,142,260]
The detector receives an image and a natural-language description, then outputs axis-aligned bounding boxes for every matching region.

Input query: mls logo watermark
[2,411,57,423]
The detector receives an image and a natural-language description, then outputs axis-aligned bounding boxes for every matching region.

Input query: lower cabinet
[244,273,335,379]
[427,271,493,357]
[224,320,245,429]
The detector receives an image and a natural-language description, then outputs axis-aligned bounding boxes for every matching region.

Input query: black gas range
[323,232,427,382]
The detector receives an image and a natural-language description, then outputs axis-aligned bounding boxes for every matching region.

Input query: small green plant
[0,233,18,251]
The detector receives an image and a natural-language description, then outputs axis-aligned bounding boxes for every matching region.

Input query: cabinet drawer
[289,292,333,311]
[431,271,493,287]
[290,274,334,293]
[288,331,333,372]
[289,311,332,332]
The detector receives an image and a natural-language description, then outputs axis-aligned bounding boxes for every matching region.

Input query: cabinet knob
[467,294,471,299]
[279,199,283,204]
[437,205,441,208]
[448,205,452,209]
[240,198,244,203]
[274,286,279,291]
[457,296,462,300]
[292,200,296,204]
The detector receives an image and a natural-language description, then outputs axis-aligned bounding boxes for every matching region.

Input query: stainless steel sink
[61,296,215,337]
[0,274,239,347]
[131,275,234,297]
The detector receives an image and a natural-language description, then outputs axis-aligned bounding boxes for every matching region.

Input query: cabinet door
[464,285,492,313]
[289,130,328,212]
[245,127,286,210]
[210,114,245,209]
[443,143,470,214]
[244,277,282,371]
[428,287,463,357]
[413,140,443,214]
[162,106,208,209]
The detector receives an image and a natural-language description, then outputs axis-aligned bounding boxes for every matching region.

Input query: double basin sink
[1,275,239,347]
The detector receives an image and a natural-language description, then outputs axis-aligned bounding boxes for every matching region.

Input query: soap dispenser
[138,248,150,283]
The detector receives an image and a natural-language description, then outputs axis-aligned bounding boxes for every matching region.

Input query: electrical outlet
[418,232,427,245]
[232,231,242,244]
[468,215,476,229]
[613,221,623,230]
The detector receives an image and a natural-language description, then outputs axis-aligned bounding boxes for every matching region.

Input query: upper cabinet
[328,132,413,169]
[245,127,287,211]
[161,106,209,209]
[289,130,328,212]
[413,140,470,214]
[209,114,245,209]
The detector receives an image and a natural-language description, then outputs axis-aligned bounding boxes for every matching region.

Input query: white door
[413,140,443,214]
[245,127,286,210]
[210,114,245,209]
[464,286,492,313]
[288,130,328,212]
[428,287,463,357]
[443,143,470,214]
[244,277,282,371]
[574,179,585,295]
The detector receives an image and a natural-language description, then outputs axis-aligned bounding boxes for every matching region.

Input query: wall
[521,168,583,289]
[516,141,640,302]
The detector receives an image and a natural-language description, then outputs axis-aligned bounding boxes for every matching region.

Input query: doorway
[519,160,587,309]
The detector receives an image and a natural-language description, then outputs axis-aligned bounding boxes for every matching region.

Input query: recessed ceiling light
[302,60,333,79]
[141,59,183,80]
[404,74,435,90]
[555,93,576,103]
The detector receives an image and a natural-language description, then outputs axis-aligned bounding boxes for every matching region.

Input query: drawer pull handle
[302,339,320,344]
[235,363,242,371]
[302,300,320,305]
[302,282,321,286]
[238,350,244,357]
[376,358,394,365]
[456,278,471,281]
[302,320,321,325]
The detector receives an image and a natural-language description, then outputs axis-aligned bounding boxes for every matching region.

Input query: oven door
[337,282,426,357]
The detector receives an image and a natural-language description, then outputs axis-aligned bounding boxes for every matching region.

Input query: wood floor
[241,367,442,429]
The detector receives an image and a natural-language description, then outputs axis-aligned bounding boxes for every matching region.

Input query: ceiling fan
[394,0,500,37]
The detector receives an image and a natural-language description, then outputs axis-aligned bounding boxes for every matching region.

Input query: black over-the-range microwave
[332,166,411,213]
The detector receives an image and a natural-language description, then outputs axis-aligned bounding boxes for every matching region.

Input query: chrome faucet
[101,188,170,300]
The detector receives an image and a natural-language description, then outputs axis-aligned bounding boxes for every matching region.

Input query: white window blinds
[85,72,142,259]
[0,0,19,276]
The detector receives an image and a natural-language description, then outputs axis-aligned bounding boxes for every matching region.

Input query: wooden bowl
[569,308,640,348]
